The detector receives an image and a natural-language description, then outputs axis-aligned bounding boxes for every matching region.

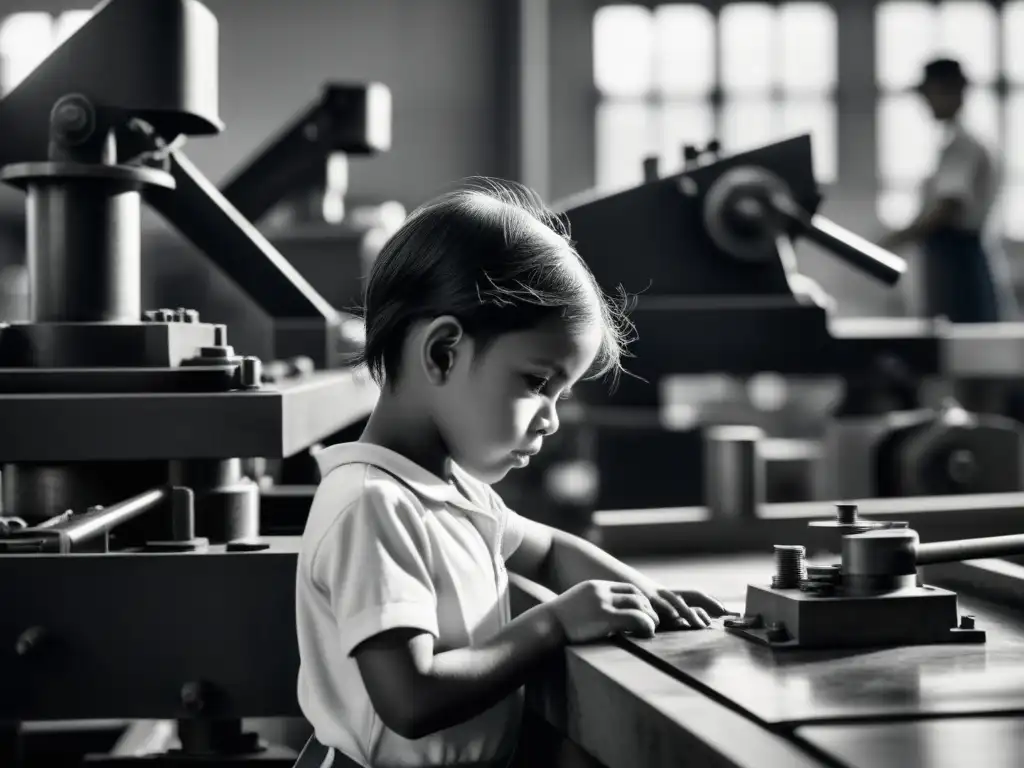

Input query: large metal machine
[4,3,1024,768]
[560,137,1024,508]
[0,2,377,763]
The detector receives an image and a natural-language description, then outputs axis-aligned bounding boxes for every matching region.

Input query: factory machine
[143,81,402,369]
[5,3,1024,768]
[561,137,1024,511]
[0,0,377,763]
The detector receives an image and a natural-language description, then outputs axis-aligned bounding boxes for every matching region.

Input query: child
[295,180,724,768]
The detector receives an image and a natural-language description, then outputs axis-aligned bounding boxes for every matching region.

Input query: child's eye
[523,374,548,393]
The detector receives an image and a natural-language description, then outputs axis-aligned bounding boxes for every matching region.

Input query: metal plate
[0,369,378,461]
[625,555,1024,726]
[0,539,302,721]
[796,719,1024,768]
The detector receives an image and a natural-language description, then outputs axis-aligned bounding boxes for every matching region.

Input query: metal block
[728,583,984,649]
[0,538,302,721]
[0,369,378,461]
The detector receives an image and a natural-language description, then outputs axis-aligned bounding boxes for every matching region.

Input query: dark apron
[921,227,1004,323]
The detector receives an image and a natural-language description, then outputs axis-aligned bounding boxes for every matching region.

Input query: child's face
[435,316,601,484]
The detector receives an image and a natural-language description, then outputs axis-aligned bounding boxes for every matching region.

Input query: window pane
[1006,2,1024,85]
[878,187,921,230]
[0,12,54,93]
[937,1,998,85]
[654,4,715,97]
[54,10,91,44]
[1002,184,1024,240]
[720,3,775,94]
[1007,90,1024,178]
[782,99,837,183]
[877,94,936,184]
[962,86,1000,151]
[658,100,715,176]
[721,98,780,155]
[596,100,655,192]
[779,3,837,94]
[593,5,654,97]
[876,2,936,91]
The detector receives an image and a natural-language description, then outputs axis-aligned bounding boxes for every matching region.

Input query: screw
[158,308,175,322]
[960,615,976,630]
[240,356,262,389]
[180,681,206,713]
[772,545,806,589]
[15,626,46,656]
[836,503,858,525]
[183,309,200,323]
[765,622,789,643]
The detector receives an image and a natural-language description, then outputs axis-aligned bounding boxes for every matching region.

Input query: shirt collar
[313,442,493,517]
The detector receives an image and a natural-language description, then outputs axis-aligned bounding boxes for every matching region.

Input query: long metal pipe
[47,487,167,550]
[916,534,1024,565]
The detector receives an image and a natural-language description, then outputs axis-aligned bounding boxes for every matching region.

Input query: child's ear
[421,316,464,384]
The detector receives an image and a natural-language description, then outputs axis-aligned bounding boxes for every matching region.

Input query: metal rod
[45,487,166,548]
[916,533,1024,565]
[768,193,906,286]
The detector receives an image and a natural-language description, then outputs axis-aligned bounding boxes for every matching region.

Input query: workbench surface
[623,554,1024,768]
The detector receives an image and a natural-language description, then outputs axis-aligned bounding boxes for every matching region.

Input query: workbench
[514,554,1024,768]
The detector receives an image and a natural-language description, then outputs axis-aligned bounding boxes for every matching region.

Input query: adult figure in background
[879,58,1014,325]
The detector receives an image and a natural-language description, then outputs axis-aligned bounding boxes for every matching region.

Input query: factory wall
[0,0,510,227]
[0,0,1017,320]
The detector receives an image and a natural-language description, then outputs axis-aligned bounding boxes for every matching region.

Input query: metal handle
[916,533,1024,565]
[769,193,907,286]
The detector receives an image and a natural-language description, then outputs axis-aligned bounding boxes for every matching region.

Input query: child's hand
[549,580,659,642]
[634,578,728,630]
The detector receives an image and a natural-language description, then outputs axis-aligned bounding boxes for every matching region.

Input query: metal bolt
[158,308,175,322]
[143,310,160,322]
[15,626,46,656]
[183,309,200,323]
[836,503,858,525]
[180,681,205,713]
[240,356,262,389]
[772,545,806,589]
[960,615,976,630]
[765,622,789,643]
[174,307,189,322]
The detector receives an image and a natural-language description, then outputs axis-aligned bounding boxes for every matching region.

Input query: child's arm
[329,483,656,741]
[354,580,657,740]
[506,516,726,629]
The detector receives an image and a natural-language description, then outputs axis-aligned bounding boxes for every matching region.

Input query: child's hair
[354,178,632,388]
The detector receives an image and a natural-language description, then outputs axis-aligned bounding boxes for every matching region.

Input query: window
[876,1,1024,240]
[0,10,92,95]
[593,2,839,193]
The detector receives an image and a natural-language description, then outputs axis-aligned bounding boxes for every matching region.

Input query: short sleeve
[313,480,439,657]
[932,139,980,201]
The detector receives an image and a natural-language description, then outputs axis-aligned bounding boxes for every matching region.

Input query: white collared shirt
[295,442,528,767]
[921,120,1000,233]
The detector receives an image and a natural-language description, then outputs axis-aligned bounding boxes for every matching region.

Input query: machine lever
[915,533,1024,565]
[769,193,906,286]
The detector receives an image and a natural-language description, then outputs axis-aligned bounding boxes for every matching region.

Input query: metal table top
[626,555,1024,727]
[796,719,1024,768]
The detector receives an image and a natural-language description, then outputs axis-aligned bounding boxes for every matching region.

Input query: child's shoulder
[314,460,422,519]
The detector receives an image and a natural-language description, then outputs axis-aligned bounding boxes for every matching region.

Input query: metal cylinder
[168,459,259,543]
[703,425,764,519]
[773,544,806,589]
[170,486,196,542]
[842,528,919,595]
[26,180,141,322]
[916,533,1024,565]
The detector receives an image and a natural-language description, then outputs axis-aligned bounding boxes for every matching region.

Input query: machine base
[726,583,987,649]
